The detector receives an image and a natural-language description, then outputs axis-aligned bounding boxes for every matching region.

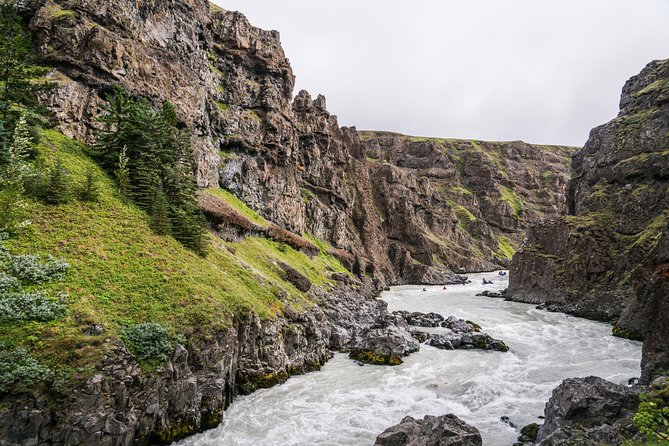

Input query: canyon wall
[26,0,573,286]
[509,59,669,383]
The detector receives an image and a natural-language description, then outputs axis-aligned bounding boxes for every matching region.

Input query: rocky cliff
[509,59,669,383]
[24,0,574,286]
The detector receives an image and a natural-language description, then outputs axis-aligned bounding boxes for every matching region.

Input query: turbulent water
[175,272,642,446]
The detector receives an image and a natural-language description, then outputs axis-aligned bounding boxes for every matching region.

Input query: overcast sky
[212,0,669,147]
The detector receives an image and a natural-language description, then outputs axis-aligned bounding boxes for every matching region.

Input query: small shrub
[78,167,100,202]
[0,345,52,393]
[43,158,72,204]
[8,254,69,284]
[121,322,173,363]
[0,291,68,322]
[0,272,19,292]
[634,394,669,441]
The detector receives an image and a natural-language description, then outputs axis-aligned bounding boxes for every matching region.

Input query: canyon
[0,0,666,445]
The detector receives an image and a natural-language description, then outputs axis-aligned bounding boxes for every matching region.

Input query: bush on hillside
[120,322,173,363]
[0,344,53,393]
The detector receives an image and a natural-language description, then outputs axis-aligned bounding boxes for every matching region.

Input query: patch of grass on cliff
[203,188,270,228]
[451,203,476,222]
[496,235,516,260]
[499,185,525,219]
[0,130,308,374]
[228,235,347,301]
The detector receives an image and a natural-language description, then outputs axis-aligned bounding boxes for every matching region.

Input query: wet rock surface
[535,376,642,446]
[374,414,483,446]
[508,59,669,383]
[394,311,509,352]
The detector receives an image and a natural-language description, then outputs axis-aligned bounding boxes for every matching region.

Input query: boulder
[350,324,420,366]
[536,376,641,445]
[394,310,445,327]
[374,414,482,446]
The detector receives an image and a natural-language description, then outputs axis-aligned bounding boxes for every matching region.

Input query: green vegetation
[496,235,516,260]
[215,101,229,111]
[0,4,52,129]
[120,322,173,365]
[300,188,315,203]
[45,4,75,21]
[634,79,669,98]
[209,2,225,14]
[450,185,472,196]
[96,87,207,254]
[203,188,270,228]
[499,185,525,219]
[452,204,476,223]
[634,390,669,442]
[0,125,352,388]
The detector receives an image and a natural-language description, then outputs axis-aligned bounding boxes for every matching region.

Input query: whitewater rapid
[174,272,642,446]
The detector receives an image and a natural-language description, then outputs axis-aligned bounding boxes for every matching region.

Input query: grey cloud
[213,0,669,146]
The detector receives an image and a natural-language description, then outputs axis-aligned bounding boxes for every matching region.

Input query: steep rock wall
[24,0,573,286]
[509,59,669,383]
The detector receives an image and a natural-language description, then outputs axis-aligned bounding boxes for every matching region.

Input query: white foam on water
[174,272,642,446]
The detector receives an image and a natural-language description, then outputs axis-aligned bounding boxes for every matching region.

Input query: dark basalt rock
[535,376,642,446]
[508,59,669,383]
[426,332,509,352]
[350,324,420,366]
[374,414,482,446]
[278,261,312,292]
[393,310,445,327]
[476,290,503,298]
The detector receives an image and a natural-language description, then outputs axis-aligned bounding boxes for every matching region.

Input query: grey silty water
[174,272,642,446]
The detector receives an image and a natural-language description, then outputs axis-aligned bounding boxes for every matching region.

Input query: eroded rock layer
[25,0,574,286]
[509,59,669,383]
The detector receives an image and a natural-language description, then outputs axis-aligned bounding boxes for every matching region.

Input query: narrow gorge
[0,1,666,446]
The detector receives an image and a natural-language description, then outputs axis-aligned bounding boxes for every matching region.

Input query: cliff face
[509,59,669,383]
[25,0,574,286]
[360,133,573,273]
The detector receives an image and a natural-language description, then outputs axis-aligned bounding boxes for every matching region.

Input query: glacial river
[175,272,642,446]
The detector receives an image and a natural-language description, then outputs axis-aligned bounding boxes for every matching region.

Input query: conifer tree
[149,188,171,235]
[79,167,100,202]
[95,88,208,254]
[43,158,71,205]
[0,3,51,127]
[0,119,9,165]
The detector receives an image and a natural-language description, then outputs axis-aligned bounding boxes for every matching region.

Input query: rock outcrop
[508,59,669,383]
[0,282,421,445]
[394,311,509,352]
[374,414,483,446]
[535,376,641,446]
[24,0,574,287]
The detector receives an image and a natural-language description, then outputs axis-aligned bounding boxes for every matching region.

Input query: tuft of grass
[496,235,516,260]
[499,185,524,219]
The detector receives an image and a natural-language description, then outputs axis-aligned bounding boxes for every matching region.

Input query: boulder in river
[350,324,420,365]
[393,310,445,327]
[374,413,482,446]
[536,376,641,445]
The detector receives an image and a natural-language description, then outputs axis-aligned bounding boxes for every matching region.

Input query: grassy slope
[0,129,347,375]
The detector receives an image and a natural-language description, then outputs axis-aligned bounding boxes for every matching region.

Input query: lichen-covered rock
[536,376,641,446]
[374,414,483,446]
[508,59,669,382]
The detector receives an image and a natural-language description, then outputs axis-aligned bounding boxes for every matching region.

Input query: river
[174,272,642,446]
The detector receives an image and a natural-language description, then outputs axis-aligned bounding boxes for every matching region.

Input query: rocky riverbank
[508,59,669,384]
